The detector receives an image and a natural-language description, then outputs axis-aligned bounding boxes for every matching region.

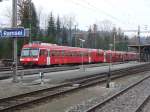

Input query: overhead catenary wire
[66,0,135,27]
[68,0,119,22]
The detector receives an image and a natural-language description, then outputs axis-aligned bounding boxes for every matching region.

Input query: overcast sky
[0,0,150,34]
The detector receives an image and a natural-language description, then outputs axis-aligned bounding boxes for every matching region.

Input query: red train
[20,42,139,67]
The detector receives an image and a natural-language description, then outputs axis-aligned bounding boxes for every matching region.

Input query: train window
[80,52,82,56]
[97,53,99,56]
[40,50,45,56]
[53,51,57,56]
[44,51,48,56]
[79,52,81,56]
[75,52,78,56]
[63,51,67,56]
[88,53,91,57]
[51,51,55,56]
[76,52,78,56]
[85,53,88,56]
[82,53,84,56]
[69,52,72,56]
[68,52,71,56]
[85,53,87,56]
[77,52,78,56]
[55,51,59,56]
[83,53,85,56]
[57,51,60,56]
[21,48,39,57]
[40,49,47,56]
[62,51,64,56]
[65,52,68,56]
[73,52,75,56]
[51,51,53,56]
[99,52,103,56]
[64,51,68,56]
[72,52,75,56]
[75,52,77,56]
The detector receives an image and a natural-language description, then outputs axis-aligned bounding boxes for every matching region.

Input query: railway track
[134,91,150,112]
[0,63,149,112]
[0,66,23,72]
[0,62,117,72]
[84,71,150,112]
[0,65,80,80]
[0,62,125,80]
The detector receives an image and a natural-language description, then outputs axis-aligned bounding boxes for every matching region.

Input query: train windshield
[21,48,39,57]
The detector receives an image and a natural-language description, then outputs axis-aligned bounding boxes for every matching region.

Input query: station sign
[0,27,27,38]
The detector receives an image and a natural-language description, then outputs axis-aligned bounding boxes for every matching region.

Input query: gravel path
[93,76,150,112]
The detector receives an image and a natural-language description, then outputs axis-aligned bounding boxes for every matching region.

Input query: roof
[128,44,150,53]
[128,44,150,48]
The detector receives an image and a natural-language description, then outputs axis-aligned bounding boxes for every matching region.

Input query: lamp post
[74,25,77,47]
[79,38,85,71]
[106,43,113,88]
[127,47,130,52]
[138,25,141,62]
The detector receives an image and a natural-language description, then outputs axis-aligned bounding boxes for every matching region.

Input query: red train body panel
[20,42,138,66]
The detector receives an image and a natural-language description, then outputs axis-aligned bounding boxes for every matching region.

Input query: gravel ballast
[66,72,150,112]
[94,76,150,112]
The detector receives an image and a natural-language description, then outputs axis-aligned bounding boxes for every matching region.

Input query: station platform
[0,62,148,99]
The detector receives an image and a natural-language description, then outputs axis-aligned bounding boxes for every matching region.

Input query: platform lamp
[106,43,113,88]
[79,38,85,71]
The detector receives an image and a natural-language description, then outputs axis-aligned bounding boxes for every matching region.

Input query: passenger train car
[20,42,138,67]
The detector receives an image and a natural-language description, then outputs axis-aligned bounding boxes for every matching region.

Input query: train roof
[22,43,104,52]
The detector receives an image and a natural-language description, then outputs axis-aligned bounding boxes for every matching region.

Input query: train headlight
[20,58,24,61]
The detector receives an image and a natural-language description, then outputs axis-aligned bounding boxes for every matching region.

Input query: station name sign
[0,27,27,38]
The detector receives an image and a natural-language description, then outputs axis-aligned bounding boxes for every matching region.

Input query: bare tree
[2,6,12,27]
[97,20,114,32]
[61,15,77,46]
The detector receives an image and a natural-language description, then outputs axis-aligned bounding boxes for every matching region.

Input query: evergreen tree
[86,26,92,48]
[62,26,68,45]
[30,3,39,40]
[0,39,13,59]
[47,12,56,43]
[56,16,61,44]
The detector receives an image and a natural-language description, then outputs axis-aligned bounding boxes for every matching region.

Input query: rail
[84,73,150,112]
[0,63,149,112]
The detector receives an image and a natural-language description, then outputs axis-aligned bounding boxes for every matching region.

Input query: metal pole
[79,38,85,71]
[69,18,72,46]
[113,33,116,51]
[106,44,112,88]
[29,0,32,42]
[82,41,83,70]
[12,0,18,82]
[138,25,140,62]
[75,25,77,47]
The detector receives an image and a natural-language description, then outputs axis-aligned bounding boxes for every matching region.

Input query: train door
[39,49,47,66]
[47,49,50,65]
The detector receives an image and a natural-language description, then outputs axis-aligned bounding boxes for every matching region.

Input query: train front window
[30,49,39,57]
[21,49,30,57]
[21,48,39,57]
